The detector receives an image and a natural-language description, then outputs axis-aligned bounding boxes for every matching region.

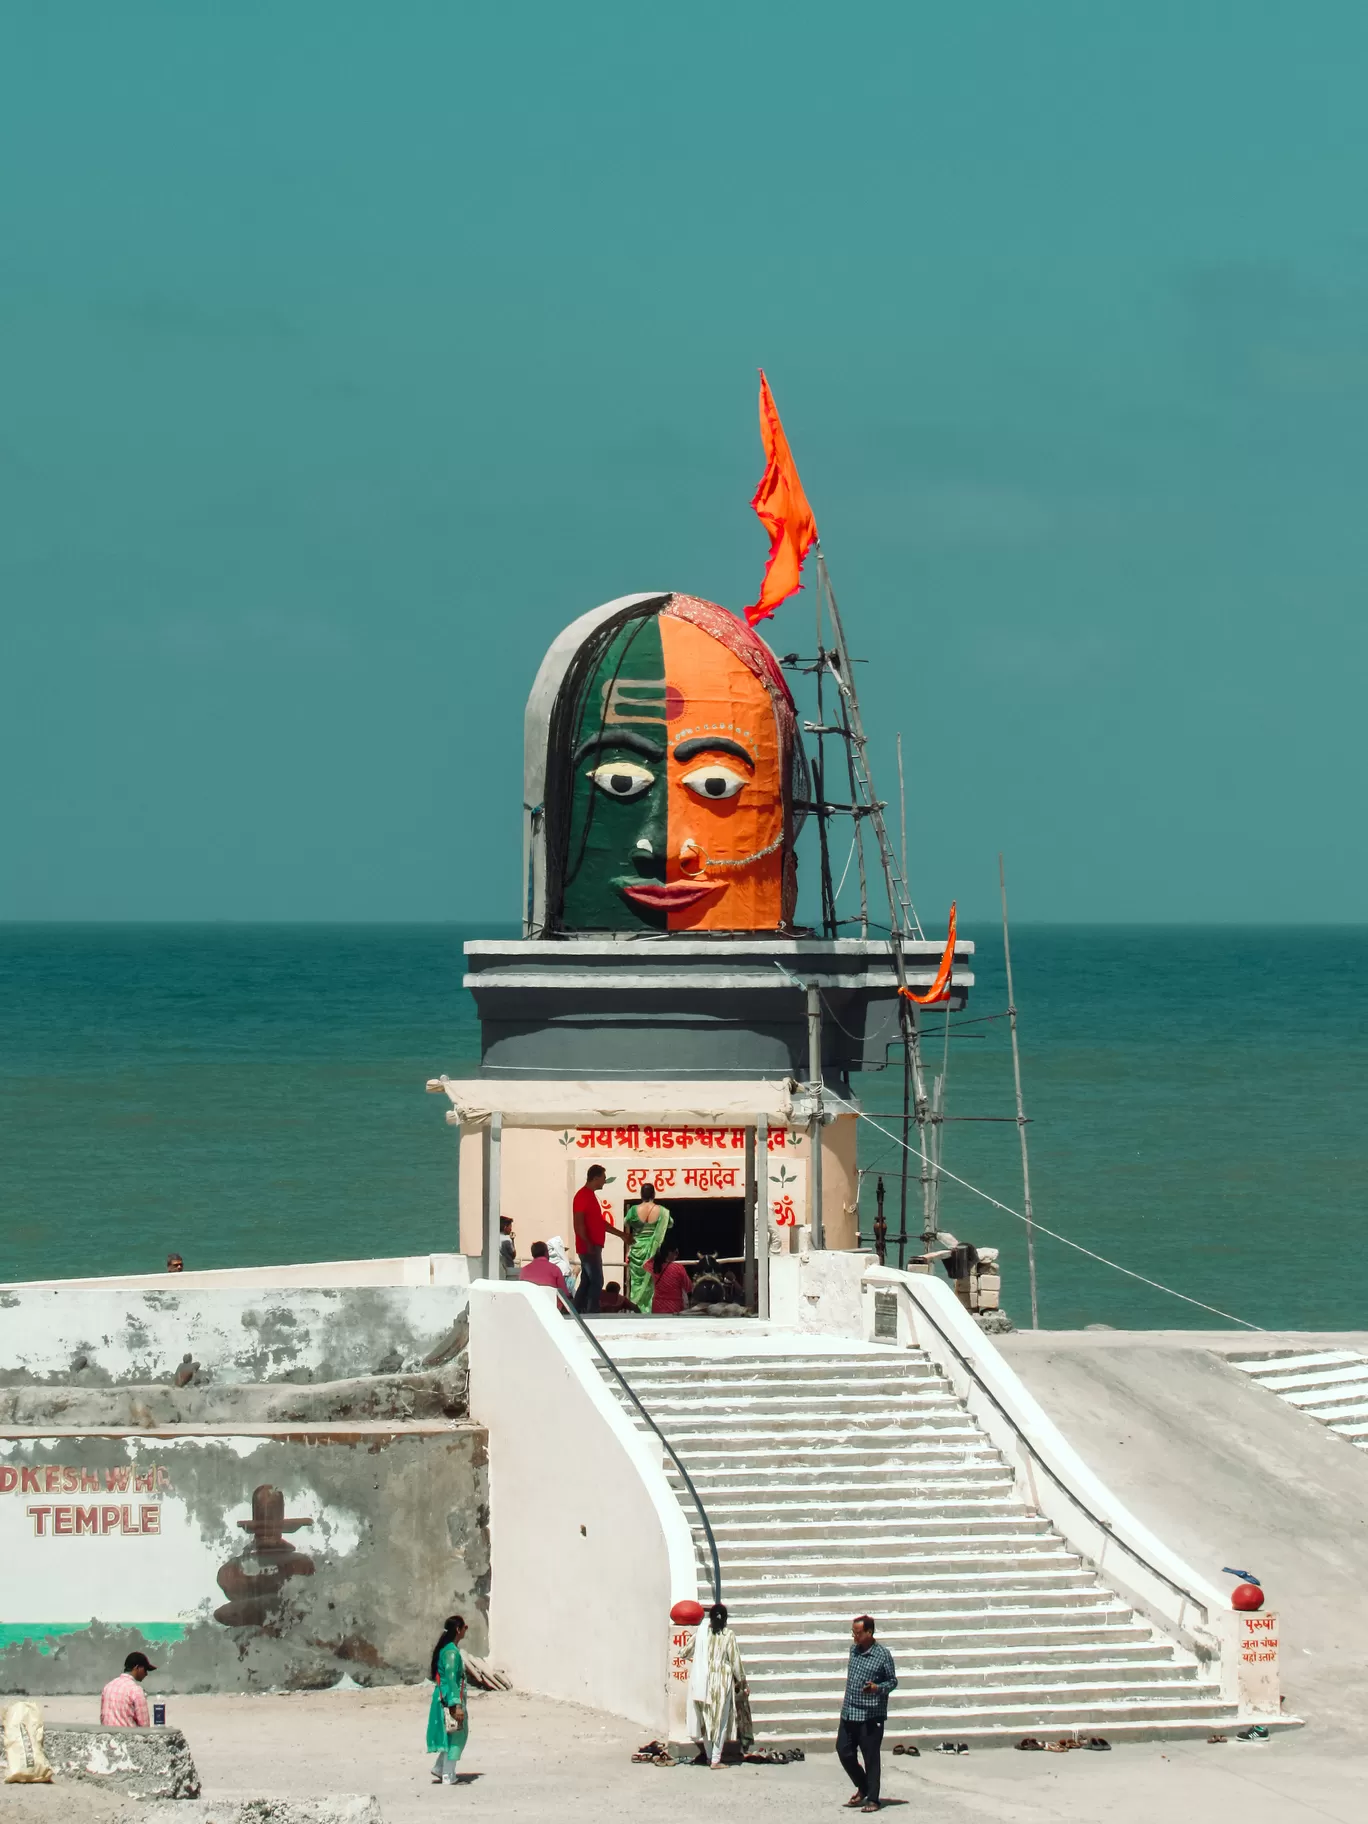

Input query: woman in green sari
[426,1614,469,1784]
[624,1183,672,1313]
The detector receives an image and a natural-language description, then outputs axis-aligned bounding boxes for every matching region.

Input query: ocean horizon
[2,921,1365,1332]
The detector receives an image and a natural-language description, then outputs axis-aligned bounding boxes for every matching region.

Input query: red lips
[622,880,725,911]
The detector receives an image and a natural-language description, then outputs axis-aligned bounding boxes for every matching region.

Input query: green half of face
[562,613,668,931]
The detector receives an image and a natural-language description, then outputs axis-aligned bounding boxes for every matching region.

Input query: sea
[1,924,1365,1332]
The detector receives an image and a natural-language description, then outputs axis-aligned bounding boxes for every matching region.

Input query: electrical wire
[824,1091,1266,1332]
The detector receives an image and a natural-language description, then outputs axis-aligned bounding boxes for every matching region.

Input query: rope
[824,1091,1266,1332]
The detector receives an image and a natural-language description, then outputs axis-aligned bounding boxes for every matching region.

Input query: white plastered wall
[467,1281,698,1731]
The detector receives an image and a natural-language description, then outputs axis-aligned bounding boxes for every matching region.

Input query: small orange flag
[745,371,818,626]
[900,903,958,1006]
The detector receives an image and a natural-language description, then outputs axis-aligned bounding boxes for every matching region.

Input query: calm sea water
[1,924,1364,1331]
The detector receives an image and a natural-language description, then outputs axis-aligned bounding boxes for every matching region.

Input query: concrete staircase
[1229,1347,1368,1452]
[598,1336,1237,1746]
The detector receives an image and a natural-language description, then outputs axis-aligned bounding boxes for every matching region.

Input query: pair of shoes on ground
[936,1740,969,1754]
[1236,1725,1270,1743]
[890,1743,920,1757]
[1017,1736,1108,1752]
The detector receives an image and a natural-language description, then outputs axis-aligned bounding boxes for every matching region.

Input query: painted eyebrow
[673,736,755,766]
[574,730,666,766]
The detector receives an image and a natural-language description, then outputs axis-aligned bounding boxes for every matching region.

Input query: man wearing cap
[101,1651,155,1726]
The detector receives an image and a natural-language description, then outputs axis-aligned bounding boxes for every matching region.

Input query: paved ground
[998,1328,1368,1741]
[2,1686,1362,1824]
[6,1328,1365,1821]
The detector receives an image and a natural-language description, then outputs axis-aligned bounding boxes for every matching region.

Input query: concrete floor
[998,1329,1368,1742]
[4,1685,1364,1824]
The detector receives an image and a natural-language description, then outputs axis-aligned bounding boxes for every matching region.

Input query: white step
[1230,1350,1362,1374]
[1229,1347,1368,1452]
[597,1337,1232,1740]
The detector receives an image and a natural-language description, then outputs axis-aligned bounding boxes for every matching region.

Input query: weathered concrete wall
[3,1254,469,1294]
[0,1286,470,1387]
[0,1427,488,1693]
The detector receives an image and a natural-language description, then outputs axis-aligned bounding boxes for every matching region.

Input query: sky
[4,2,1367,925]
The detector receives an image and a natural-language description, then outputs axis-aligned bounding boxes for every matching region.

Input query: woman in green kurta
[624,1184,673,1313]
[426,1614,469,1783]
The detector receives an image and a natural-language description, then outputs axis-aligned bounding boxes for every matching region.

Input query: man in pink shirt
[520,1241,571,1299]
[100,1651,154,1726]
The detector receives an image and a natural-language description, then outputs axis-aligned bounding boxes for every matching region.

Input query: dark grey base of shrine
[43,1726,200,1799]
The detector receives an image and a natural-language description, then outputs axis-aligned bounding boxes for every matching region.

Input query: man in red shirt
[571,1165,621,1315]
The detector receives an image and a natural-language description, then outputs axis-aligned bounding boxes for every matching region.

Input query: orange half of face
[659,613,785,932]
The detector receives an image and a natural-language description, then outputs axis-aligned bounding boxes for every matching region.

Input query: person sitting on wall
[520,1240,572,1299]
[498,1216,517,1280]
[100,1651,155,1726]
[598,1280,635,1313]
[650,1245,693,1316]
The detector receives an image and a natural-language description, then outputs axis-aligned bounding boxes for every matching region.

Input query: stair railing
[554,1290,722,1608]
[908,1287,1211,1628]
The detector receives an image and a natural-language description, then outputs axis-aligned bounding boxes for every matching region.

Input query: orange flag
[745,371,818,626]
[900,903,958,1006]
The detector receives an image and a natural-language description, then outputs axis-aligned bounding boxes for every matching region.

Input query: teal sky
[4,3,1367,925]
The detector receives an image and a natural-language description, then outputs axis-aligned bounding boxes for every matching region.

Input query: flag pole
[999,852,1039,1329]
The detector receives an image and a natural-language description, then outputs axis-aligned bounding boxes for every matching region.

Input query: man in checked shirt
[837,1614,898,1811]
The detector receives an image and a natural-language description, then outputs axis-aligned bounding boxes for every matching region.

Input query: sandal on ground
[845,1795,867,1807]
[1207,1734,1227,1744]
[1016,1738,1045,1751]
[1083,1738,1111,1751]
[861,1805,882,1814]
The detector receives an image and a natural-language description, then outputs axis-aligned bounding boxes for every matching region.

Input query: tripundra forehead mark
[671,722,755,743]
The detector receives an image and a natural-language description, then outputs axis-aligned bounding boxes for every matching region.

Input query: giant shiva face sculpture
[543,594,801,933]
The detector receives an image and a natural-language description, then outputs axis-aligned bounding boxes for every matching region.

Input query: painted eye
[680,762,748,801]
[586,762,655,799]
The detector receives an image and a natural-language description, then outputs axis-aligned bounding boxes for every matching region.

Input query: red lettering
[101,1505,121,1532]
[134,1470,155,1495]
[54,1506,73,1535]
[74,1506,99,1535]
[80,1468,100,1492]
[27,1506,52,1535]
[105,1468,131,1493]
[119,1505,137,1534]
[61,1467,78,1493]
[0,1468,16,1494]
[21,1469,41,1494]
[44,1467,61,1493]
[139,1505,160,1535]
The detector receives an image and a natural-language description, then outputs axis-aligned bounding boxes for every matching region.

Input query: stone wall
[0,1285,470,1387]
[0,1425,488,1693]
